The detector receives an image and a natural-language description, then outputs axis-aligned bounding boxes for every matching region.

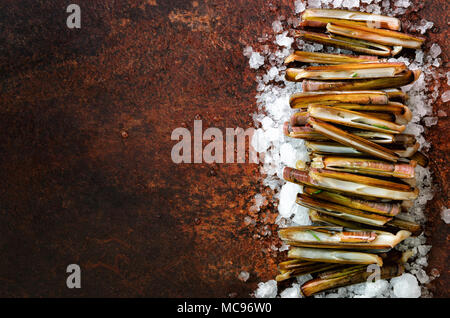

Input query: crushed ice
[238,271,250,282]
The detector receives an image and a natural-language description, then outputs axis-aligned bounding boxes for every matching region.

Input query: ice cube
[415,269,429,284]
[423,116,438,127]
[362,280,389,298]
[278,181,302,218]
[332,0,344,8]
[267,66,279,81]
[366,4,381,13]
[292,204,312,226]
[430,43,442,58]
[261,116,274,130]
[272,20,283,33]
[249,52,265,69]
[280,283,302,298]
[275,31,294,49]
[251,128,269,152]
[416,19,434,34]
[308,0,322,8]
[295,0,306,13]
[391,273,421,298]
[394,0,411,8]
[343,0,360,8]
[238,271,250,282]
[441,208,450,224]
[442,90,450,103]
[296,274,313,286]
[243,46,253,57]
[279,142,298,167]
[255,280,278,298]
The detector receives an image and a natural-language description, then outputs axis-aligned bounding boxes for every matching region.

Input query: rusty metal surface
[0,0,448,297]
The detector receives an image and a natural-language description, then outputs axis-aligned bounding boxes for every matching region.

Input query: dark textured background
[0,0,448,297]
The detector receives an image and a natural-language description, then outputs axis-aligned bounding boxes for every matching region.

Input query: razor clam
[310,155,416,178]
[302,70,421,91]
[290,90,389,109]
[328,102,413,125]
[327,21,425,49]
[304,141,420,160]
[284,51,378,65]
[308,118,400,161]
[296,194,393,227]
[276,260,341,282]
[301,9,401,31]
[289,62,407,81]
[303,186,401,216]
[300,263,404,296]
[308,210,423,237]
[279,226,411,250]
[283,167,419,200]
[296,30,392,56]
[285,122,416,145]
[288,247,383,265]
[307,105,406,134]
